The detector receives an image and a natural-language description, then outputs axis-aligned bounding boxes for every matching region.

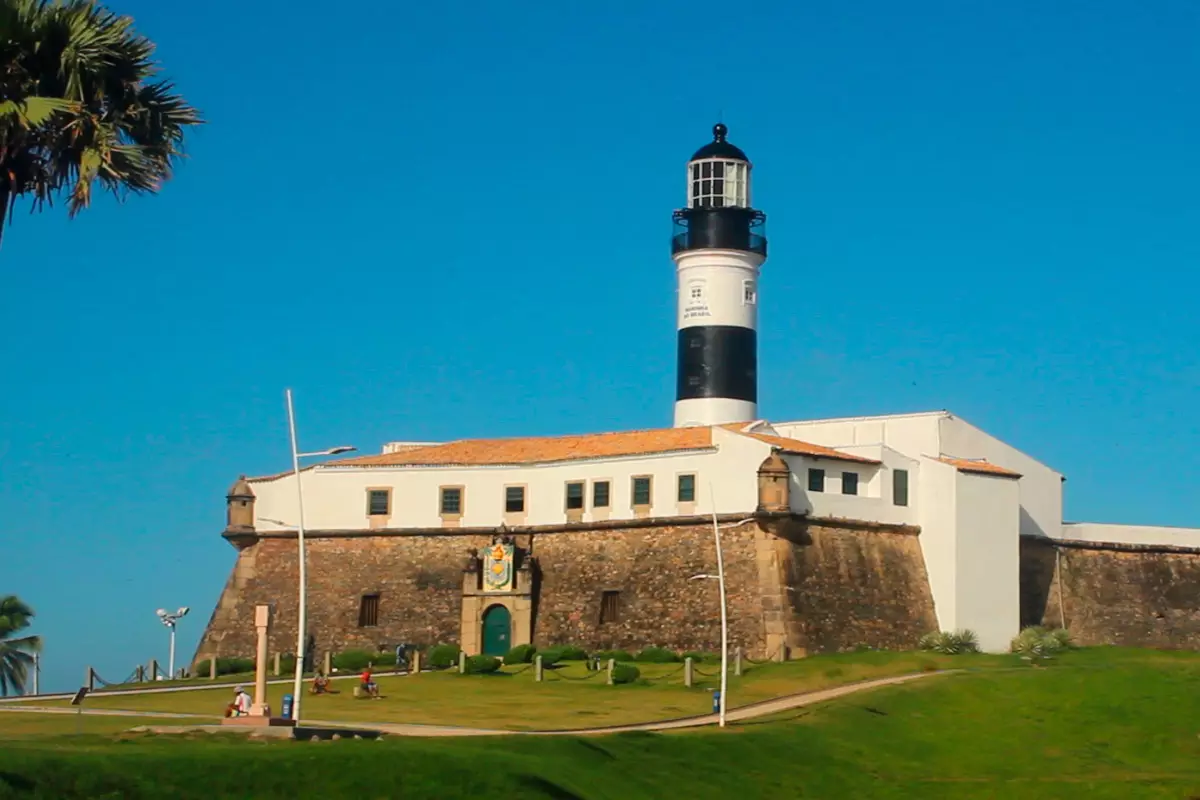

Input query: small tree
[0,596,41,696]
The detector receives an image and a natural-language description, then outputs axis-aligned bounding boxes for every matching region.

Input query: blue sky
[2,0,1198,693]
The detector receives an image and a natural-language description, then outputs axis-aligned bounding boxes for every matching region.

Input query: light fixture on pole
[285,388,356,726]
[155,606,190,679]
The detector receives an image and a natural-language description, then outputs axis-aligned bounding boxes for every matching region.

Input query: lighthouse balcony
[671,207,767,257]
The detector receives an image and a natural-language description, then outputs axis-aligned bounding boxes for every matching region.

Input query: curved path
[3,671,949,738]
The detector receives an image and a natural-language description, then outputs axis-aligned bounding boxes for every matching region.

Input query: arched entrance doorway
[482,605,511,656]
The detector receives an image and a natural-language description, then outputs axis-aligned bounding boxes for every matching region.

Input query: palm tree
[0,0,202,242]
[0,595,41,696]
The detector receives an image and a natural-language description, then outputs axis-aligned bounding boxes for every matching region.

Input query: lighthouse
[672,123,768,427]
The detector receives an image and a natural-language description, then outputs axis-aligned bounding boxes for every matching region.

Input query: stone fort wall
[1020,536,1200,648]
[193,515,937,666]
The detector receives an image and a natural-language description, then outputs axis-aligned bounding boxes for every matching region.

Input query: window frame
[688,158,749,209]
[504,485,526,514]
[841,472,859,496]
[893,469,909,507]
[366,487,392,517]
[358,593,380,628]
[807,468,825,493]
[677,473,696,504]
[631,475,653,509]
[439,485,464,516]
[565,481,585,511]
[599,590,621,624]
[592,479,611,509]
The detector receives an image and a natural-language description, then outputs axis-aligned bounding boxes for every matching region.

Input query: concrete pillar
[606,658,615,685]
[208,658,217,680]
[734,647,742,677]
[458,651,467,674]
[323,651,332,676]
[148,659,158,681]
[85,666,94,691]
[684,657,694,688]
[411,650,421,675]
[535,655,543,682]
[250,605,271,717]
[273,652,281,676]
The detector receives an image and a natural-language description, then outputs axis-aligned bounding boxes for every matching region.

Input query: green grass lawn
[14,650,1010,731]
[0,647,1198,799]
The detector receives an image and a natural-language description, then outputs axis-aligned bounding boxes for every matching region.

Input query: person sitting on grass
[360,667,381,699]
[225,686,251,717]
[311,671,332,694]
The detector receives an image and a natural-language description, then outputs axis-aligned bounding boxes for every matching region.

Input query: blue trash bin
[712,690,721,714]
[281,693,294,720]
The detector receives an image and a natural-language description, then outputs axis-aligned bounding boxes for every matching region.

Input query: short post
[31,652,39,695]
[411,650,421,674]
[250,604,271,717]
[274,652,282,676]
[734,647,742,677]
[684,657,694,688]
[458,651,467,674]
[209,657,217,680]
[323,651,332,675]
[606,658,615,685]
[535,654,543,682]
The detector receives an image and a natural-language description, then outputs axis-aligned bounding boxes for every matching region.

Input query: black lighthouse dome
[690,123,749,162]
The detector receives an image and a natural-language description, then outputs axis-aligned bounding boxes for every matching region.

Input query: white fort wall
[953,469,1020,652]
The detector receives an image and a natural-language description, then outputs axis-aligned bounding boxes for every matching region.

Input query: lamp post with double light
[280,388,355,725]
[155,606,190,679]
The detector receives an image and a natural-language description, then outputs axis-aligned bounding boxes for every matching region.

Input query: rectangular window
[367,489,390,516]
[600,590,620,624]
[440,487,462,515]
[807,468,825,493]
[742,280,756,305]
[842,472,859,496]
[632,476,652,507]
[358,594,380,628]
[593,480,611,508]
[565,481,585,510]
[893,470,909,507]
[505,486,525,513]
[677,474,696,503]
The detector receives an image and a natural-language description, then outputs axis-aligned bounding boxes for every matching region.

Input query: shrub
[593,649,635,663]
[635,647,680,663]
[918,629,980,655]
[503,644,537,665]
[427,644,461,669]
[682,651,718,663]
[194,657,255,677]
[611,663,641,684]
[332,650,377,672]
[464,655,502,675]
[1010,626,1073,662]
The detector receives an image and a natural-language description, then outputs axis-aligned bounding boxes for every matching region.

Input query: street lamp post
[155,607,190,679]
[284,388,355,725]
[689,484,753,729]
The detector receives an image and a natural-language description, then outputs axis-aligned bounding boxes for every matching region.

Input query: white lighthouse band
[671,124,768,428]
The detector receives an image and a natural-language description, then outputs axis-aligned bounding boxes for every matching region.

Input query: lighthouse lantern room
[671,124,768,428]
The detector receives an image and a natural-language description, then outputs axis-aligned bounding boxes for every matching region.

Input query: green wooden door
[482,605,511,656]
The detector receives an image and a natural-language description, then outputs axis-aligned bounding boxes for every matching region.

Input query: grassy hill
[1,647,1198,798]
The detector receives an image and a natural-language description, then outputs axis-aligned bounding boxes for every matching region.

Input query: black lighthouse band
[676,326,757,402]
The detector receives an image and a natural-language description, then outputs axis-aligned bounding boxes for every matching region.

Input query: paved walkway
[3,671,947,738]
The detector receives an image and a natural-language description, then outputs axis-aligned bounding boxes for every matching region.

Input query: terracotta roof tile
[247,465,316,483]
[324,426,716,468]
[734,431,881,464]
[936,456,1022,479]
